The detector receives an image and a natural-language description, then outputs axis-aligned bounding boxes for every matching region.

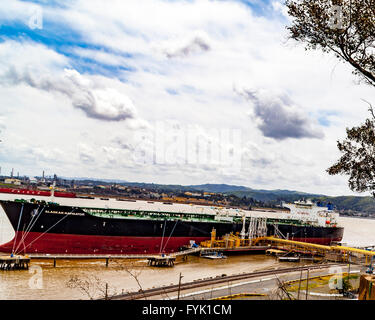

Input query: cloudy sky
[0,0,373,196]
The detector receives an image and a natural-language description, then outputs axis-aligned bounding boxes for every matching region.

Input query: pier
[252,236,375,266]
[26,247,204,268]
[0,255,30,270]
[147,256,176,267]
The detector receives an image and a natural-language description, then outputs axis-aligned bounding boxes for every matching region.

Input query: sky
[0,0,374,196]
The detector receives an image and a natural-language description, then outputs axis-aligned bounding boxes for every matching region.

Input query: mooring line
[15,208,76,255]
[159,219,166,254]
[14,205,41,246]
[162,219,179,253]
[11,204,24,255]
[14,205,45,254]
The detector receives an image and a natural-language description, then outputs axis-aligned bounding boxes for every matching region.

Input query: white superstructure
[282,199,339,227]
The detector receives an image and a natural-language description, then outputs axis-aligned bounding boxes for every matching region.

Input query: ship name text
[46,210,85,216]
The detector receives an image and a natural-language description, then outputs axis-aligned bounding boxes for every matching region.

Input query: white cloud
[271,0,290,19]
[78,143,96,163]
[2,66,137,122]
[237,87,324,140]
[0,116,6,131]
[0,0,374,196]
[0,40,68,73]
[0,0,42,27]
[70,47,131,67]
[158,31,211,59]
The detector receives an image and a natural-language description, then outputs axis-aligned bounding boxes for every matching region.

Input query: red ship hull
[0,231,342,255]
[0,188,76,198]
[0,231,208,254]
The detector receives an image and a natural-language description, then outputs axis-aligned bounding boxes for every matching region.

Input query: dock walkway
[25,246,265,267]
[26,247,204,267]
[27,247,203,260]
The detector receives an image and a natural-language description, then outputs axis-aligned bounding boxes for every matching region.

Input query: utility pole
[297,269,303,300]
[177,273,183,300]
[305,268,310,300]
[347,253,351,292]
[275,275,292,300]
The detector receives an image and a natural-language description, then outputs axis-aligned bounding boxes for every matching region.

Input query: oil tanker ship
[0,199,344,255]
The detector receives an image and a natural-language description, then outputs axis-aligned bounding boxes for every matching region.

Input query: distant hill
[187,184,251,193]
[315,196,375,214]
[146,183,375,214]
[222,190,323,203]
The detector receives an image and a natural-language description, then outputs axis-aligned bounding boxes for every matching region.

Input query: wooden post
[177,273,183,300]
[53,258,56,268]
[106,258,109,267]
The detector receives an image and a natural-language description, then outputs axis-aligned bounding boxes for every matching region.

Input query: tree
[327,104,375,196]
[66,275,114,300]
[286,0,375,86]
[285,0,375,195]
[66,260,146,300]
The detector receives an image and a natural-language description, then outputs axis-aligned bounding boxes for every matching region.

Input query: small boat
[116,198,136,202]
[278,256,300,262]
[77,195,95,199]
[201,252,227,259]
[100,198,109,201]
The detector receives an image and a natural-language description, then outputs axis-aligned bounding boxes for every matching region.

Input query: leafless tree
[66,275,116,300]
[66,259,147,300]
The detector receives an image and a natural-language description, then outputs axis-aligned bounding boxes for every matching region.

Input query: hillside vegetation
[76,180,375,215]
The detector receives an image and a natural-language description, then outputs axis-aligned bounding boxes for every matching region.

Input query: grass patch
[285,273,359,293]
